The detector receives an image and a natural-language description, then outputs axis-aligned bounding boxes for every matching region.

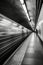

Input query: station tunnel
[0,0,43,65]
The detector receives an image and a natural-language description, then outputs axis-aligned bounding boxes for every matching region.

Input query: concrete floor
[3,33,43,65]
[21,33,43,65]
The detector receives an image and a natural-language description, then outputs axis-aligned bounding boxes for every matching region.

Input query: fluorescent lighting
[20,0,30,21]
[20,0,24,4]
[22,4,30,21]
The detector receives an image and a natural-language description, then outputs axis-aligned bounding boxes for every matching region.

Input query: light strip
[22,4,30,21]
[20,0,30,21]
[20,0,24,4]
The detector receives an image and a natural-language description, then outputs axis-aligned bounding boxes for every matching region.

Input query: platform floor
[3,33,43,65]
[21,33,43,65]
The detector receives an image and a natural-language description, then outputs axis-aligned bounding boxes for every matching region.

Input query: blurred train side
[0,25,29,36]
[0,14,32,64]
[0,14,30,36]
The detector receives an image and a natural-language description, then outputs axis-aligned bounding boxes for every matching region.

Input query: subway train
[0,17,31,65]
[0,0,43,65]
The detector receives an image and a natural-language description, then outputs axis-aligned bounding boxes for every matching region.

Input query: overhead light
[20,0,30,21]
[20,0,24,4]
[22,4,30,21]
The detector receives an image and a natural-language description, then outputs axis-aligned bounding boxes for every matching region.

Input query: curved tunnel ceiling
[0,0,36,31]
[36,0,43,28]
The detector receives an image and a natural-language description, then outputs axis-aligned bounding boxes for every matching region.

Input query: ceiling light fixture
[20,0,30,21]
[20,0,24,4]
[22,4,30,21]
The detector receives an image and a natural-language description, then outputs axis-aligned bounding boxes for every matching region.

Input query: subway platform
[3,33,43,65]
